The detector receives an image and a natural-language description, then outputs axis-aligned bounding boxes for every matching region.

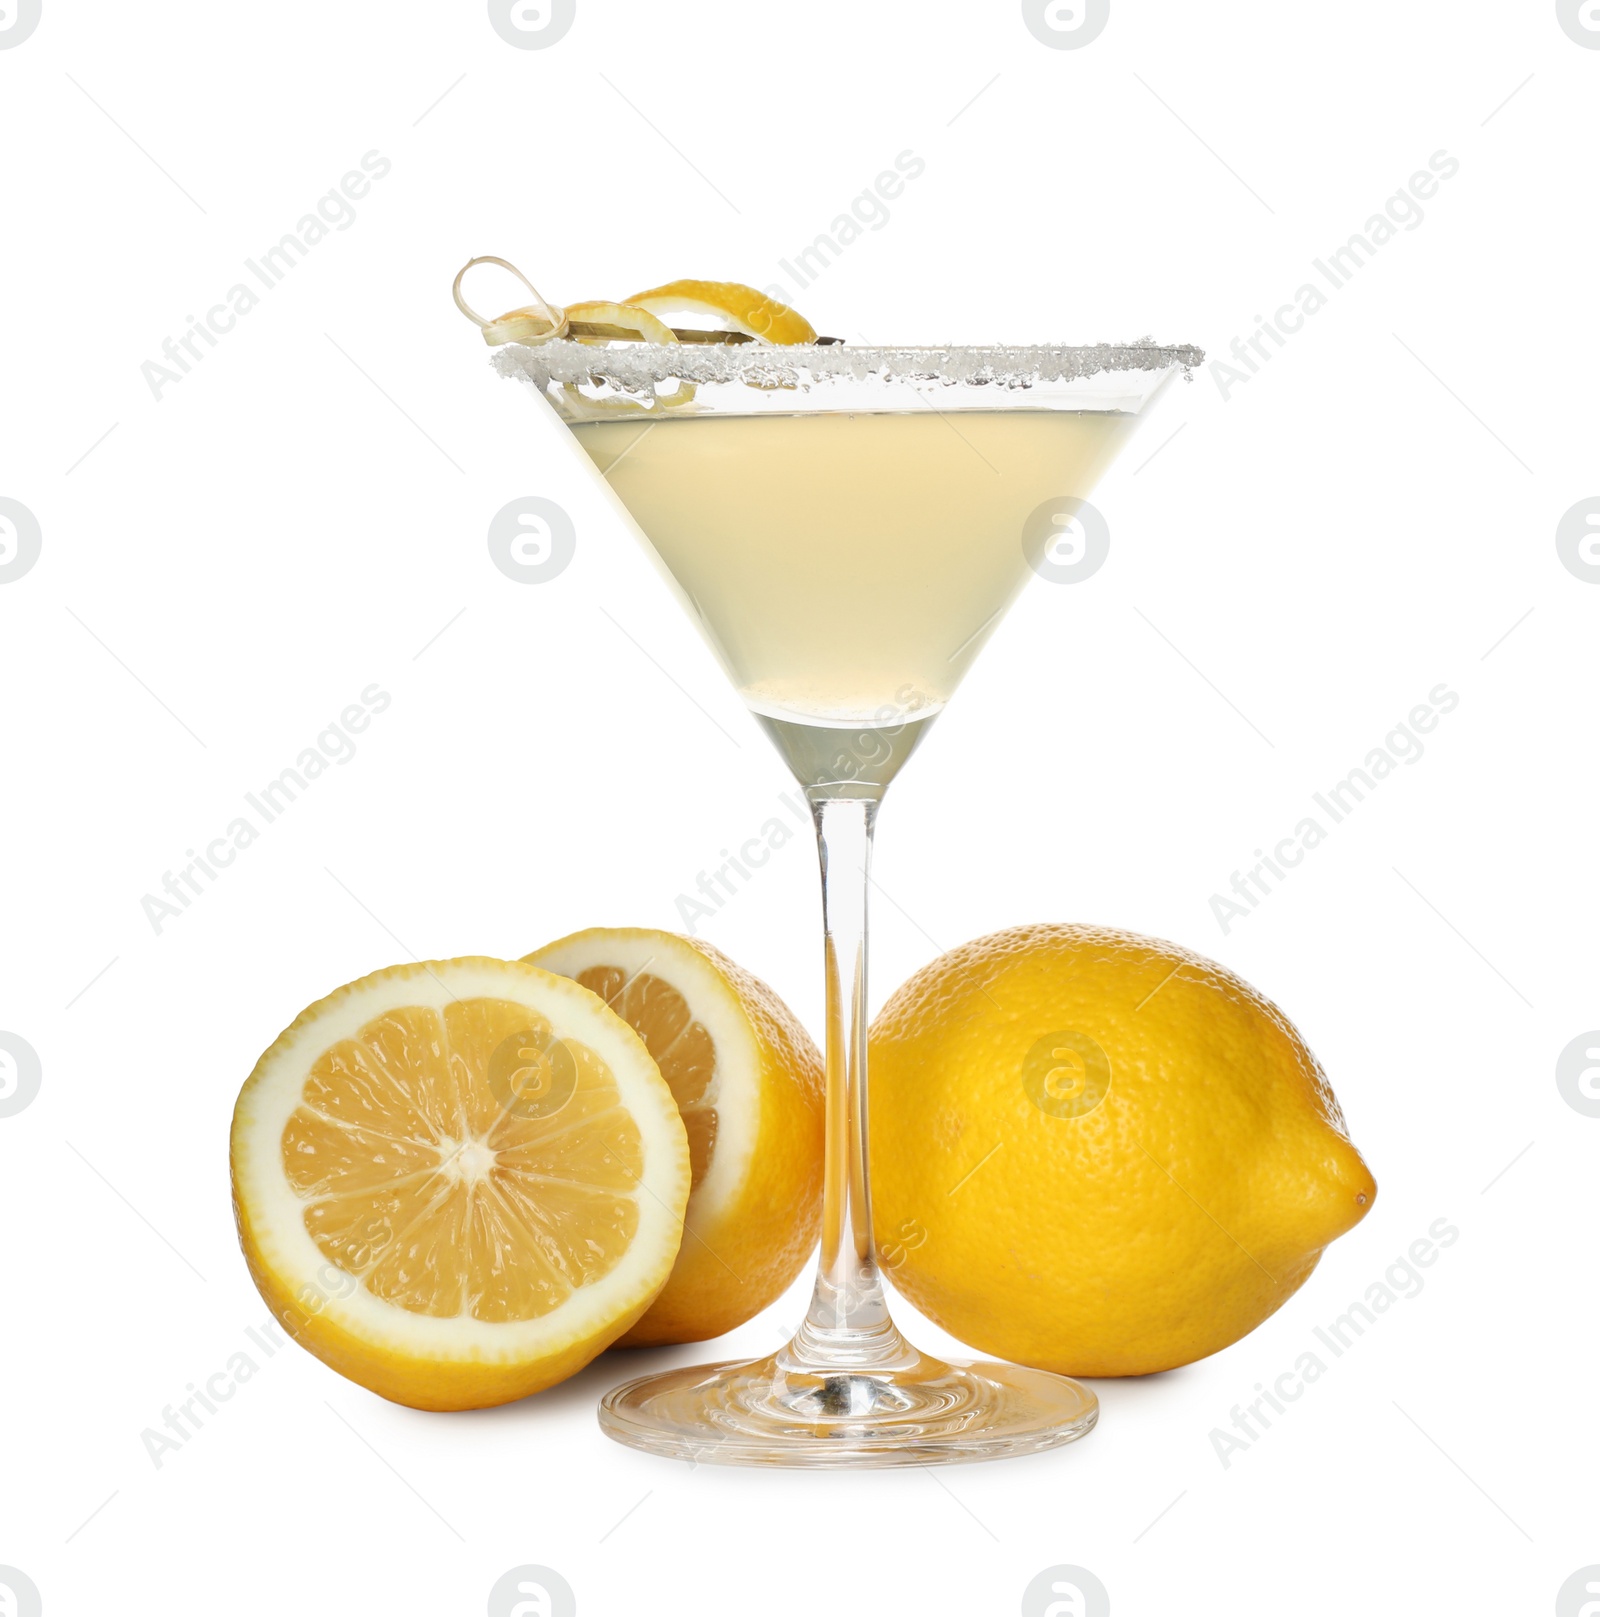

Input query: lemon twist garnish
[451,259,816,348]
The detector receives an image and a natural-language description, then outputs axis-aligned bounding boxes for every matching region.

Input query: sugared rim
[493,338,1205,391]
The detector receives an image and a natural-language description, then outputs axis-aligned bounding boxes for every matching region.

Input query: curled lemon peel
[562,301,680,346]
[453,256,568,347]
[625,280,816,345]
[559,304,693,411]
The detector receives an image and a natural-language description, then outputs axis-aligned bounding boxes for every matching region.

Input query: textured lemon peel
[867,923,1374,1379]
[624,279,818,345]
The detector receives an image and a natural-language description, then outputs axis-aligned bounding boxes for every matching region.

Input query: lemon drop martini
[568,409,1136,745]
[456,262,1202,1465]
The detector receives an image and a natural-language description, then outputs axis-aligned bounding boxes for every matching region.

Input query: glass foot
[598,1345,1098,1468]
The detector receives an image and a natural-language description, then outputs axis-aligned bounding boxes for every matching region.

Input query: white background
[2,2,1597,1613]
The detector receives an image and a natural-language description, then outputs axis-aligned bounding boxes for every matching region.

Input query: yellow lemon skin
[624,280,818,344]
[231,1225,624,1412]
[868,924,1376,1377]
[620,938,822,1346]
[525,929,825,1348]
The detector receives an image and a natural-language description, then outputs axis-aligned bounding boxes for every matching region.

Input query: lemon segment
[526,928,824,1346]
[625,280,817,344]
[869,924,1376,1377]
[230,958,690,1410]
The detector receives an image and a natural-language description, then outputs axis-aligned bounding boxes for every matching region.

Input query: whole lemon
[869,924,1375,1376]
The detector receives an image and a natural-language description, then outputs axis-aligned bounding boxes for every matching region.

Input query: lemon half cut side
[526,928,824,1346]
[230,958,690,1410]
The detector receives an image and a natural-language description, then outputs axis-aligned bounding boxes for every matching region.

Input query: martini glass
[493,336,1200,1466]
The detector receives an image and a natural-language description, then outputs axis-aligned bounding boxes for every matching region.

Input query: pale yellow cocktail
[575,409,1132,728]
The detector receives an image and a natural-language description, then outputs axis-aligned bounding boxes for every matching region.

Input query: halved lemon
[624,279,817,344]
[525,928,824,1345]
[229,958,690,1410]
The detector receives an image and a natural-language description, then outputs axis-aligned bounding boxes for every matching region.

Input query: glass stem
[782,795,917,1375]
